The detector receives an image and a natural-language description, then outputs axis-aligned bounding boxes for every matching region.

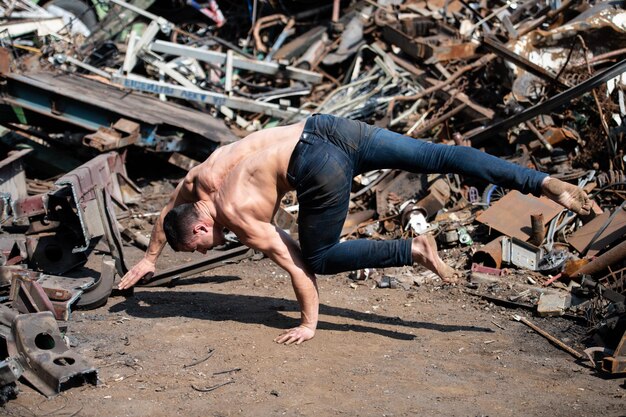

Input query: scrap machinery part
[5,266,93,320]
[0,305,97,397]
[7,152,141,276]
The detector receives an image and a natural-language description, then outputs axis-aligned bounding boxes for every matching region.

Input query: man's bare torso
[189,119,306,227]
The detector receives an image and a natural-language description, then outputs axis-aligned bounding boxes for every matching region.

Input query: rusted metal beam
[482,35,570,89]
[140,245,255,287]
[467,58,626,144]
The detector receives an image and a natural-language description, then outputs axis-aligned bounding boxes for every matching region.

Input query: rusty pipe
[572,240,626,279]
[252,14,289,53]
[473,236,504,269]
[332,0,340,22]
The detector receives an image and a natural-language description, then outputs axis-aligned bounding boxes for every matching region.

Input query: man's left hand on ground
[274,325,316,345]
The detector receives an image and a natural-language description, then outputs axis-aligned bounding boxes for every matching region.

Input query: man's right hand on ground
[118,258,156,290]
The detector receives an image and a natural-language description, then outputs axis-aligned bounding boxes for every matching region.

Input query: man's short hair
[163,203,199,251]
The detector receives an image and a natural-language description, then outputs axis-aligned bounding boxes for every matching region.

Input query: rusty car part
[75,257,116,310]
[4,152,140,274]
[0,305,97,397]
[4,266,94,320]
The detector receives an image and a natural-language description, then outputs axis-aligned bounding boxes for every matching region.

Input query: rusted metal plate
[568,207,626,256]
[0,48,10,74]
[476,190,563,241]
[428,41,478,63]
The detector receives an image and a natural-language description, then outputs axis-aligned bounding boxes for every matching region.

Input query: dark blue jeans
[286,114,548,275]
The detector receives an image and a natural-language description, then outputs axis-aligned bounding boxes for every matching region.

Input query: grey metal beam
[112,74,310,119]
[150,40,323,84]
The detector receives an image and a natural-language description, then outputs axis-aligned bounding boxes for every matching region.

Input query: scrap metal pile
[0,0,625,403]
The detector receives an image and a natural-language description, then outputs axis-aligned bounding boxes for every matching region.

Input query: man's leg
[357,127,547,195]
[355,125,590,214]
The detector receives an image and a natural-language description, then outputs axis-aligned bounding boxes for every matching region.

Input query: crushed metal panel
[568,208,626,256]
[476,190,563,241]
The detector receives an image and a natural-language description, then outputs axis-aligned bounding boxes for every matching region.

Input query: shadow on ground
[109,275,493,341]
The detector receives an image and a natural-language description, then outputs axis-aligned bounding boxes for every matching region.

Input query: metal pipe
[572,240,626,279]
[332,0,340,22]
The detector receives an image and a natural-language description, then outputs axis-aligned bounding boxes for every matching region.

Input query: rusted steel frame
[140,245,255,287]
[482,35,570,89]
[8,271,83,321]
[410,103,467,138]
[389,53,496,104]
[572,240,626,279]
[467,58,626,144]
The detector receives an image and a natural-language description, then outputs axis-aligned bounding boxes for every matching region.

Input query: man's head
[163,203,225,253]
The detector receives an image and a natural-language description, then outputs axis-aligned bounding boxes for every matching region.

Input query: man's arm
[118,176,197,290]
[233,219,319,345]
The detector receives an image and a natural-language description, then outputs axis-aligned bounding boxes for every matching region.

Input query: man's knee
[302,252,328,275]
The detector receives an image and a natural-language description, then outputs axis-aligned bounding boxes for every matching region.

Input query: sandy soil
[3,239,625,417]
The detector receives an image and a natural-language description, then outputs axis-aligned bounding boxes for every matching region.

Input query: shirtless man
[118,114,591,345]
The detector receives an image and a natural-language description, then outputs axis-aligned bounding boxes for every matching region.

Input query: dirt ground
[3,237,626,417]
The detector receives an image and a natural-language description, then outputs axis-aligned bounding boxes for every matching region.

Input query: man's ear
[192,223,210,235]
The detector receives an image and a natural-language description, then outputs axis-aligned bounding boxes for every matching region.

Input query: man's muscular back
[190,120,306,228]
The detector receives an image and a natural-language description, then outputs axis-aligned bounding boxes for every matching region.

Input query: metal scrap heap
[0,0,624,402]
